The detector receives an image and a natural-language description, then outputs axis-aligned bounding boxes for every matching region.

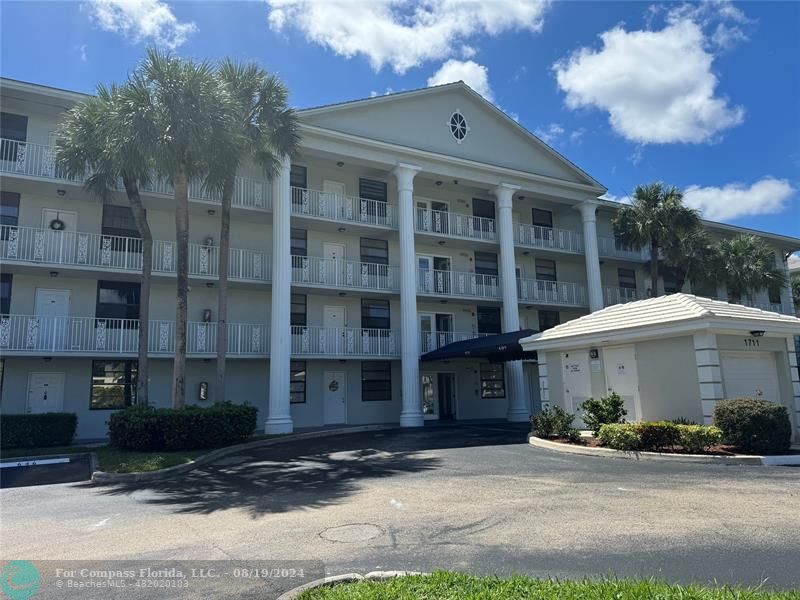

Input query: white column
[492,183,529,422]
[693,332,723,425]
[265,155,293,434]
[393,163,424,427]
[577,200,604,312]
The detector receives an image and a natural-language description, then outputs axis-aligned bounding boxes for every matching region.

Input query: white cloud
[683,177,796,221]
[266,0,549,74]
[600,192,632,205]
[427,59,493,101]
[534,123,564,145]
[553,19,744,144]
[88,0,196,49]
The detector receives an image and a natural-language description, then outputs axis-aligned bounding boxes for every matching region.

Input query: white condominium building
[0,79,796,439]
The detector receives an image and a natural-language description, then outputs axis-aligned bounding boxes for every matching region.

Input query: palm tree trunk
[172,164,189,409]
[650,239,659,296]
[216,177,234,402]
[122,176,152,406]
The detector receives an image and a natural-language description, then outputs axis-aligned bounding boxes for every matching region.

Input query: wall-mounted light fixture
[750,330,765,337]
[336,161,344,167]
[49,271,59,278]
[206,282,214,288]
[337,227,346,232]
[207,209,216,216]
[56,189,66,196]
[435,180,443,186]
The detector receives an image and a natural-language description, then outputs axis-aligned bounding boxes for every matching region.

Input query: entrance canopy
[421,329,538,363]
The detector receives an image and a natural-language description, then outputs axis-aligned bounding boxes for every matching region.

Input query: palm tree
[791,270,800,312]
[660,223,718,294]
[612,183,701,295]
[130,48,236,408]
[712,234,786,305]
[207,60,299,401]
[55,83,156,405]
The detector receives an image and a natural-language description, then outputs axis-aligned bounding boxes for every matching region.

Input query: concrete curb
[91,424,399,483]
[527,434,797,466]
[276,571,425,600]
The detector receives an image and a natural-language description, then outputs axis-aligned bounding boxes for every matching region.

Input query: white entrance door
[41,209,78,264]
[27,372,65,413]
[323,370,346,424]
[322,180,346,219]
[417,255,433,293]
[322,242,346,286]
[323,305,346,354]
[603,345,640,421]
[561,350,592,428]
[721,351,780,402]
[34,288,70,350]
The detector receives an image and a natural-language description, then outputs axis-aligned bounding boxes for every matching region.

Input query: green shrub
[530,405,577,440]
[580,392,627,434]
[1,413,78,449]
[669,417,698,426]
[635,421,680,452]
[109,402,257,451]
[713,398,791,454]
[597,423,640,451]
[678,425,722,453]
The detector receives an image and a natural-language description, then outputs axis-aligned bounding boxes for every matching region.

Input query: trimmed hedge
[1,413,78,449]
[597,422,722,453]
[713,398,791,454]
[579,393,627,435]
[530,406,581,443]
[108,402,257,451]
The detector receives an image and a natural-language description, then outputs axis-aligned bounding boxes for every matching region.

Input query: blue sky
[1,1,798,239]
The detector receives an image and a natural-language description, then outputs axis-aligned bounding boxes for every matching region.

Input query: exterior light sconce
[338,292,346,297]
[435,180,443,186]
[522,251,530,256]
[750,330,765,337]
[518,195,526,200]
[440,299,448,304]
[205,282,214,288]
[202,309,213,322]
[337,227,346,232]
[49,271,59,278]
[207,209,216,216]
[43,357,52,362]
[56,189,66,196]
[336,161,344,167]
[437,240,446,246]
[199,381,209,401]
[452,179,458,185]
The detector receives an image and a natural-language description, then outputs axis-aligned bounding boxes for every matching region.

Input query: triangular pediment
[299,83,601,187]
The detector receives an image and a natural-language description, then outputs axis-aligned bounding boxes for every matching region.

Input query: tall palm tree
[660,223,718,294]
[712,234,786,305]
[612,183,701,295]
[207,60,299,401]
[130,48,236,408]
[55,83,156,405]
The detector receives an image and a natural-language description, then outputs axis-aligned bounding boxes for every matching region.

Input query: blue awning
[420,329,538,363]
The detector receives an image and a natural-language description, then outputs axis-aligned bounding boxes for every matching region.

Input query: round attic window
[448,110,469,143]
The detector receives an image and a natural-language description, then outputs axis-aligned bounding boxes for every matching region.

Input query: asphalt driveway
[2,423,799,592]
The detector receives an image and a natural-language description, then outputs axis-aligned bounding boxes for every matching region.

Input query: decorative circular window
[448,110,469,143]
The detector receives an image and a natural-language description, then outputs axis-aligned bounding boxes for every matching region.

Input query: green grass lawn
[297,572,799,600]
[0,434,278,473]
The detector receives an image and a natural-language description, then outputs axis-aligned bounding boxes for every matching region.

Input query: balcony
[291,326,400,357]
[598,236,649,261]
[416,208,497,242]
[0,138,272,211]
[517,278,587,307]
[0,315,269,356]
[0,225,270,283]
[417,269,501,300]
[290,186,397,228]
[514,223,583,254]
[291,255,399,292]
[603,286,640,306]
[420,330,491,353]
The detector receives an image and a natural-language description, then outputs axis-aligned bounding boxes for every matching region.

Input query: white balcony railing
[514,223,583,253]
[291,326,399,357]
[291,255,399,292]
[598,236,649,261]
[416,208,497,242]
[603,286,639,306]
[0,315,269,356]
[517,278,587,306]
[420,330,492,353]
[290,186,397,228]
[0,225,270,283]
[417,269,501,299]
[0,138,272,211]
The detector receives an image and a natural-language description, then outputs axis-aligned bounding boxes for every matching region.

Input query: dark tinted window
[362,361,392,401]
[90,360,137,409]
[361,299,390,330]
[480,363,505,398]
[0,112,28,142]
[96,281,140,325]
[360,238,388,265]
[477,306,501,334]
[291,228,307,257]
[618,268,636,290]
[359,178,387,202]
[102,204,141,238]
[0,191,20,227]
[472,198,495,220]
[538,310,560,332]
[291,294,307,327]
[290,165,307,189]
[474,252,498,277]
[535,259,557,282]
[290,360,306,404]
[0,273,11,315]
[532,208,553,228]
